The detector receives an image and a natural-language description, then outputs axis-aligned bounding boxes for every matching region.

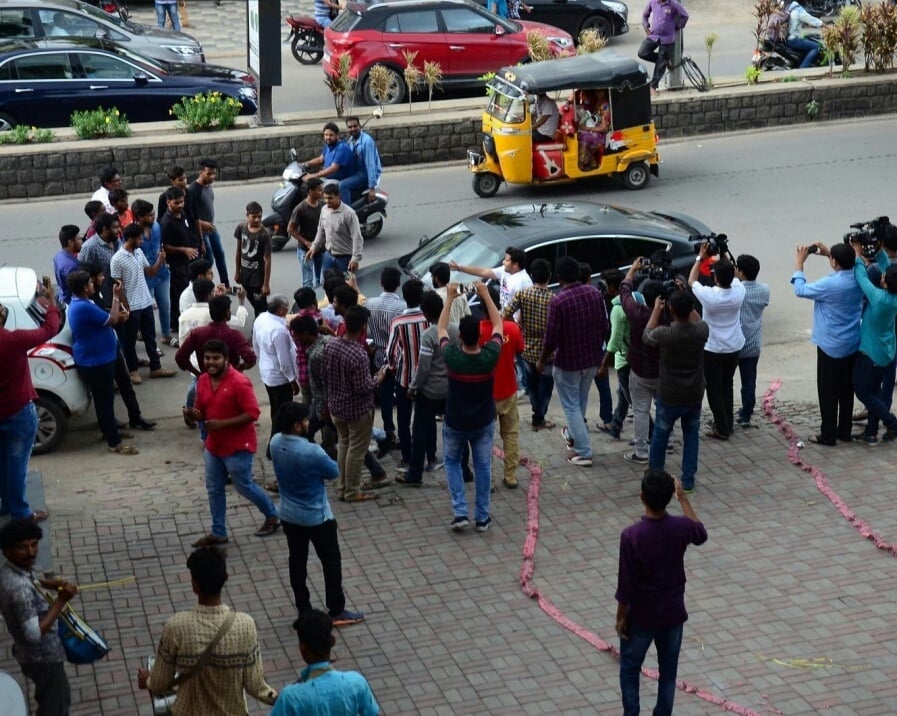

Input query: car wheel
[362,67,405,106]
[0,112,17,131]
[32,395,67,456]
[472,172,501,198]
[291,29,324,65]
[623,162,650,190]
[580,14,613,40]
[360,218,383,240]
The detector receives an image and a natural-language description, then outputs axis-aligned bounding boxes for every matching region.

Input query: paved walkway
[4,359,897,714]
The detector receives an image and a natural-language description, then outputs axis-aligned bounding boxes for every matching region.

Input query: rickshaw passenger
[578,90,610,170]
[531,93,559,142]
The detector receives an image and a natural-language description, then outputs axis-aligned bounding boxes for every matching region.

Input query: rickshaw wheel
[472,172,501,198]
[623,162,650,190]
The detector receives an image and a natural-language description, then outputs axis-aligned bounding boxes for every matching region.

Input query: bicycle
[668,54,709,92]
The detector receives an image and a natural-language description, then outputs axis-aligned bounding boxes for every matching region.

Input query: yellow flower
[105,116,110,123]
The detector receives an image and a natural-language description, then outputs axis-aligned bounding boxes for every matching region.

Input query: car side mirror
[134,72,149,86]
[418,234,429,246]
[494,24,505,36]
[94,29,107,40]
[290,147,298,161]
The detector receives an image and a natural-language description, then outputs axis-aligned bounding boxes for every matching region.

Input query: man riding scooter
[339,115,382,208]
[783,0,823,68]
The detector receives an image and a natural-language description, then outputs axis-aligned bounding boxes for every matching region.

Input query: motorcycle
[752,34,834,71]
[263,151,389,251]
[286,15,325,65]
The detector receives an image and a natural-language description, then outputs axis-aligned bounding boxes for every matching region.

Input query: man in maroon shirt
[615,468,706,716]
[175,295,256,374]
[0,280,60,521]
[184,339,279,546]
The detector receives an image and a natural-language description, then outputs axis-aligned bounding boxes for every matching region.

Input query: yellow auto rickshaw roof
[495,51,650,94]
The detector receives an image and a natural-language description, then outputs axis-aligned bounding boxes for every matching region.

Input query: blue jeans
[620,622,684,716]
[202,229,230,287]
[594,354,613,424]
[338,173,367,207]
[443,423,493,523]
[787,36,821,68]
[148,274,171,339]
[649,397,701,490]
[321,252,350,277]
[738,355,759,422]
[154,1,181,31]
[854,352,897,437]
[554,366,596,458]
[297,248,323,288]
[203,449,277,538]
[0,402,38,518]
[525,361,554,426]
[610,365,631,433]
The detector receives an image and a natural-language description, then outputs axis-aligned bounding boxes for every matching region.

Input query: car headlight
[549,36,573,48]
[161,44,201,56]
[604,1,627,13]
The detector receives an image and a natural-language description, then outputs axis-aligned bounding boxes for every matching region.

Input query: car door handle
[387,43,404,48]
[14,88,32,93]
[89,85,108,90]
[449,45,465,50]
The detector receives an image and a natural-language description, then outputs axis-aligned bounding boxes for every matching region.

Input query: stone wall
[2,73,895,201]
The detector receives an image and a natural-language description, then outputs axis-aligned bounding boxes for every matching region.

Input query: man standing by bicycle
[639,0,689,96]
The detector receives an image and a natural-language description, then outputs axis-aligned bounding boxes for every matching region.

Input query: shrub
[577,28,607,55]
[170,91,242,132]
[744,65,761,85]
[422,60,443,110]
[828,5,861,75]
[526,30,553,62]
[324,53,355,117]
[860,2,897,72]
[402,50,422,113]
[70,107,131,139]
[0,125,55,145]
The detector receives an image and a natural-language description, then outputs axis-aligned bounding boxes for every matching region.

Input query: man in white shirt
[253,295,299,459]
[688,245,746,440]
[90,165,122,213]
[531,93,559,142]
[450,246,533,311]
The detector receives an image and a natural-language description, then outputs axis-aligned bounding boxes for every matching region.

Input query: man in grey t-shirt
[642,290,708,492]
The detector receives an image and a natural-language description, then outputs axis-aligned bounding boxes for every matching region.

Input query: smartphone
[344,271,353,281]
[41,275,52,290]
[230,286,240,295]
[807,245,818,254]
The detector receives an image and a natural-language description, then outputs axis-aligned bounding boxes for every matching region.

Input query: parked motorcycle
[287,15,325,65]
[263,150,389,251]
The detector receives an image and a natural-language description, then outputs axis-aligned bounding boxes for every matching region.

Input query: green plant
[0,125,54,145]
[479,71,497,96]
[751,0,779,55]
[806,98,819,118]
[825,5,861,75]
[821,24,839,77]
[169,91,242,132]
[744,65,761,85]
[860,1,897,72]
[70,107,131,139]
[782,75,798,82]
[366,64,394,109]
[577,28,607,55]
[526,30,552,62]
[402,50,422,113]
[323,53,355,117]
[422,60,443,110]
[704,32,718,88]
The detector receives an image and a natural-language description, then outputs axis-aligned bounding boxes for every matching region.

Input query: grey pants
[629,371,658,459]
[22,661,70,716]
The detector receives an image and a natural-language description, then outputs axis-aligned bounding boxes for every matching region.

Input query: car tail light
[237,72,256,85]
[29,342,76,370]
[330,34,359,51]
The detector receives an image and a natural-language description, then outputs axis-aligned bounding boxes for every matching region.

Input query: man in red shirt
[184,339,279,546]
[479,285,525,489]
[0,280,60,521]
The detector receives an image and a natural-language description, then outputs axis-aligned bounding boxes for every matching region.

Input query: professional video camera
[640,249,675,282]
[692,232,733,261]
[843,216,892,259]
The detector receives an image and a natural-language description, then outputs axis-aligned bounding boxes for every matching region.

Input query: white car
[0,266,90,454]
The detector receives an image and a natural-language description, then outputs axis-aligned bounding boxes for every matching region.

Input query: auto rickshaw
[468,51,660,197]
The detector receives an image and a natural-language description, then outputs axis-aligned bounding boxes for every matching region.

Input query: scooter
[263,151,389,251]
[286,15,325,65]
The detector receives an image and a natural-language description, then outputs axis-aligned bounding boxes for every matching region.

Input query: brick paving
[3,356,897,714]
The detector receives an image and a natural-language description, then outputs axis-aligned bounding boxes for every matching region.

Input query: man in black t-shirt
[287,178,325,289]
[160,186,202,334]
[234,201,272,318]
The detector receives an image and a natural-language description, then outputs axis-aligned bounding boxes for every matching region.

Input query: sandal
[28,510,49,522]
[361,477,390,490]
[255,517,281,537]
[108,443,139,455]
[808,434,836,446]
[532,420,556,431]
[192,533,229,547]
[344,492,379,503]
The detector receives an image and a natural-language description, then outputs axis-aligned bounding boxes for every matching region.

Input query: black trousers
[169,267,189,333]
[113,347,142,423]
[704,350,740,437]
[22,661,70,716]
[77,359,121,448]
[265,383,294,459]
[283,519,345,617]
[120,306,161,372]
[817,347,856,443]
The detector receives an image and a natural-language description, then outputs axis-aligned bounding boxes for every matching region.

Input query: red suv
[323,0,574,106]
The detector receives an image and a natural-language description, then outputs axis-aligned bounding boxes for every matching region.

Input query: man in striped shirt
[386,279,428,470]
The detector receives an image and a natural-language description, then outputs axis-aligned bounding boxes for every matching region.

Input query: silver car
[0,0,204,64]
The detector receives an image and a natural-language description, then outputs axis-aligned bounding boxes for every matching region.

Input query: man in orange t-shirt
[479,285,525,489]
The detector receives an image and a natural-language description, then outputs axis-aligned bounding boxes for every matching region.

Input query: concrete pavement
[4,338,897,714]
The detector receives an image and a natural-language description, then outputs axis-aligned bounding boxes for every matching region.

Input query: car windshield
[401,222,502,279]
[486,87,526,124]
[330,8,362,31]
[76,1,137,32]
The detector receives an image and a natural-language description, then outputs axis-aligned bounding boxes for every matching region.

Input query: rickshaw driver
[531,93,560,142]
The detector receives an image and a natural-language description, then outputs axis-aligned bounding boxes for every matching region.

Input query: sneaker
[736,416,752,427]
[450,515,470,531]
[149,368,176,379]
[425,460,444,472]
[682,486,696,494]
[331,609,365,627]
[567,454,593,467]
[129,370,142,385]
[475,517,492,532]
[852,433,879,446]
[623,451,648,464]
[396,461,409,473]
[561,426,574,448]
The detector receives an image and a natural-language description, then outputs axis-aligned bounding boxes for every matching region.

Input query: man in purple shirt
[638,0,689,94]
[615,468,707,716]
[537,256,608,467]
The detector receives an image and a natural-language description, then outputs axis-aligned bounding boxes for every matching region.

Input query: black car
[354,201,713,298]
[475,0,628,41]
[0,40,257,129]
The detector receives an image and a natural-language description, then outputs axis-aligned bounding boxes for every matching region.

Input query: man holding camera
[792,243,863,446]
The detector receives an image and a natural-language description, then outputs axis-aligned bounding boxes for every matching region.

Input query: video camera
[693,232,731,260]
[640,250,675,282]
[844,216,891,259]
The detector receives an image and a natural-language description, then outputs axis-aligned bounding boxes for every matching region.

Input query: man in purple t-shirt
[638,0,689,94]
[615,468,707,716]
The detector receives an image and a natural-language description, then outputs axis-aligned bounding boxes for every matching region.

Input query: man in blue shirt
[302,123,355,196]
[53,225,82,304]
[271,610,379,716]
[792,243,863,445]
[339,115,382,208]
[270,402,365,628]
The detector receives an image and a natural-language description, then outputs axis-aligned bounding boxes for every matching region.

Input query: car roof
[0,38,164,69]
[349,0,487,11]
[0,0,83,8]
[0,266,38,302]
[497,51,649,93]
